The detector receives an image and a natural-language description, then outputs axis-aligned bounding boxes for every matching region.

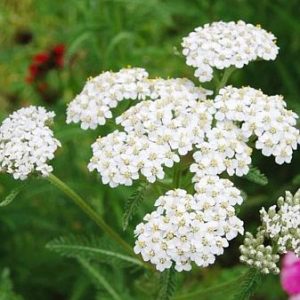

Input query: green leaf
[0,268,23,300]
[292,173,300,185]
[157,267,176,300]
[122,182,148,230]
[77,258,122,300]
[232,268,262,300]
[0,184,26,207]
[244,167,268,186]
[46,235,143,267]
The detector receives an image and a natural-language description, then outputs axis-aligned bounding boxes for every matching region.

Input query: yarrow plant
[1,20,300,297]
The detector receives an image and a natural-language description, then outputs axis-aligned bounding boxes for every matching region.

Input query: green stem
[215,66,236,94]
[173,163,181,188]
[47,174,134,257]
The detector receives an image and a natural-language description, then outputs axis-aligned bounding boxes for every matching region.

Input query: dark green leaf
[0,184,27,207]
[157,267,176,300]
[122,182,148,230]
[244,167,268,186]
[77,258,122,300]
[46,235,143,267]
[232,268,262,300]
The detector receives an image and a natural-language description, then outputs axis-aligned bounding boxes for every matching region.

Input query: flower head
[182,20,279,82]
[215,86,300,164]
[261,190,300,256]
[0,106,61,180]
[66,68,151,130]
[134,182,243,271]
[240,189,300,274]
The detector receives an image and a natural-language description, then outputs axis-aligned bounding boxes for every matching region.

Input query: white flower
[89,78,214,187]
[66,68,151,130]
[182,21,279,82]
[214,86,300,165]
[260,190,300,256]
[134,186,243,272]
[88,131,174,187]
[0,106,61,180]
[191,121,252,178]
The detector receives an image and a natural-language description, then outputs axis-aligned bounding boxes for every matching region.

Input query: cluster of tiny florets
[190,121,252,179]
[134,178,244,272]
[261,190,300,256]
[66,68,150,129]
[182,20,279,82]
[215,86,300,165]
[89,78,214,187]
[240,189,300,274]
[240,231,280,274]
[0,106,60,180]
[88,130,175,187]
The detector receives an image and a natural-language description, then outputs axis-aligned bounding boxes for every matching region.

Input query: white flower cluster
[182,20,279,82]
[260,190,300,256]
[190,121,252,179]
[215,86,300,165]
[134,178,244,272]
[240,189,300,274]
[0,106,60,180]
[66,68,150,129]
[88,130,173,187]
[240,231,280,274]
[89,79,214,187]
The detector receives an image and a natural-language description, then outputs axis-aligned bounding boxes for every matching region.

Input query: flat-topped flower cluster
[182,20,279,82]
[134,178,243,271]
[1,20,299,273]
[0,106,60,180]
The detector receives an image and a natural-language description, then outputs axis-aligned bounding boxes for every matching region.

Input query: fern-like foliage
[157,267,176,300]
[122,181,149,230]
[46,235,143,267]
[232,268,262,300]
[77,257,122,300]
[0,183,27,207]
[245,167,268,186]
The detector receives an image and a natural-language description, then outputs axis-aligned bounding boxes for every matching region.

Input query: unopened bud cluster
[240,189,300,274]
[240,231,280,274]
[261,190,300,256]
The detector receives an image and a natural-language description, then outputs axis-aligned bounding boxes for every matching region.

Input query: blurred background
[0,0,299,299]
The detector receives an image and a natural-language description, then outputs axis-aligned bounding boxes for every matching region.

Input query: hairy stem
[215,66,236,94]
[47,174,135,258]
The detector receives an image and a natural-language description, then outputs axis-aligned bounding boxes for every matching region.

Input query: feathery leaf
[157,267,176,300]
[77,258,122,300]
[123,181,148,230]
[0,183,27,207]
[232,268,262,300]
[245,167,268,186]
[46,235,143,267]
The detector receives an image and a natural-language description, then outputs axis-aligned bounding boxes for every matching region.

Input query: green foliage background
[0,0,299,299]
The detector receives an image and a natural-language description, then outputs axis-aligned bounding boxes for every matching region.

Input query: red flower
[25,43,66,84]
[53,44,65,56]
[34,52,50,64]
[53,44,65,67]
